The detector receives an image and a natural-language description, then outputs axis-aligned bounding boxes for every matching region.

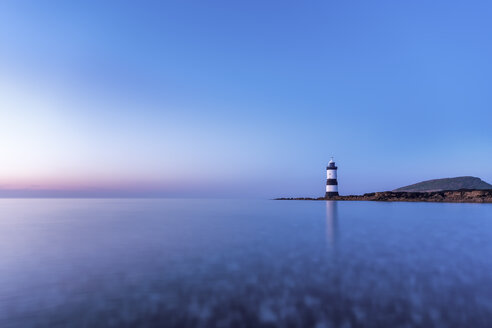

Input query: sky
[1,0,491,198]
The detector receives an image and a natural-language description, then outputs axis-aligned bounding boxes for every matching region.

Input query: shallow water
[0,199,491,327]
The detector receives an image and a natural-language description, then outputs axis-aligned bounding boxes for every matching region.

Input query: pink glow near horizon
[0,177,195,192]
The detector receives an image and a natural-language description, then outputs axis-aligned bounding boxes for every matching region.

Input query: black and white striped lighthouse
[325,157,339,197]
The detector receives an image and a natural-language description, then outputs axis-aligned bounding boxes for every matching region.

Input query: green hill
[394,176,492,192]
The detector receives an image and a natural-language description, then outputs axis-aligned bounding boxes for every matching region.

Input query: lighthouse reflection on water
[325,200,338,247]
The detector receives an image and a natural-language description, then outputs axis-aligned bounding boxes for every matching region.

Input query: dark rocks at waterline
[276,189,492,203]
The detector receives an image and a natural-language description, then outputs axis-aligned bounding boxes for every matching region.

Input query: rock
[275,189,492,203]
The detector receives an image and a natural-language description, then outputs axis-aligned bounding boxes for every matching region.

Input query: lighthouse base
[325,192,339,198]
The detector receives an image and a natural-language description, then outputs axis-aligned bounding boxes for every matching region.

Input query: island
[276,177,492,203]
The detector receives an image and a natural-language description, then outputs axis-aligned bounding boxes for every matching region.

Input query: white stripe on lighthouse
[326,185,338,192]
[327,170,337,179]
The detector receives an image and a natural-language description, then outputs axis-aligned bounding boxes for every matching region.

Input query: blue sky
[1,0,491,198]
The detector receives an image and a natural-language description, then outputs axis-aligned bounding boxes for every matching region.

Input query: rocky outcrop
[276,189,492,203]
[394,176,492,192]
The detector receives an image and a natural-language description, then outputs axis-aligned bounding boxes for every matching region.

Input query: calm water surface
[0,199,491,327]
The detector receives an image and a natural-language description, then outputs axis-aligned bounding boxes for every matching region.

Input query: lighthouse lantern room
[325,157,339,197]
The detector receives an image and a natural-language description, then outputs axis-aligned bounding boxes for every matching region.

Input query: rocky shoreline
[276,189,492,203]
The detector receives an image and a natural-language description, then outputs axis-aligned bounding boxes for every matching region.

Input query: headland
[276,189,492,203]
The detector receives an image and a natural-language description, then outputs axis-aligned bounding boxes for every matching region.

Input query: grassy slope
[394,176,492,192]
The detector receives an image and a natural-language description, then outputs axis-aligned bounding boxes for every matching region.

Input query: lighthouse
[325,157,339,197]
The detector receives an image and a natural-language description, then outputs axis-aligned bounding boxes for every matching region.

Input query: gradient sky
[1,0,491,198]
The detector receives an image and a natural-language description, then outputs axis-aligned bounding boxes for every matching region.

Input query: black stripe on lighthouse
[326,179,338,185]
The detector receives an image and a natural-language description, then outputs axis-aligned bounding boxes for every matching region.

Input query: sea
[0,199,491,327]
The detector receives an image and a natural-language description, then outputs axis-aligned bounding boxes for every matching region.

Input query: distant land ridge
[276,189,492,203]
[393,176,492,192]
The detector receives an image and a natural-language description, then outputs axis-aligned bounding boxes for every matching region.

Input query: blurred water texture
[0,199,491,327]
